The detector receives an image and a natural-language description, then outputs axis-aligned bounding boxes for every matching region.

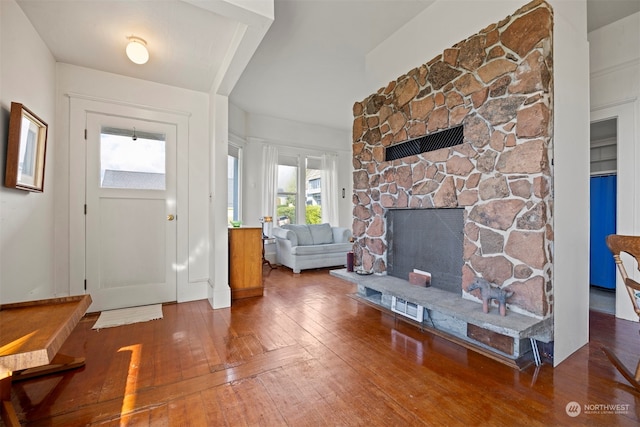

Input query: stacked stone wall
[351,0,553,318]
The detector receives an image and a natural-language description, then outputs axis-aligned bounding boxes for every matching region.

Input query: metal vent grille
[391,296,424,322]
[385,125,464,162]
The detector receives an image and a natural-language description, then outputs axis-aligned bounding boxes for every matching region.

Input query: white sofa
[272,223,352,273]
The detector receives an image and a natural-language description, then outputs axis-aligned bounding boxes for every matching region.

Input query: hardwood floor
[9,267,640,426]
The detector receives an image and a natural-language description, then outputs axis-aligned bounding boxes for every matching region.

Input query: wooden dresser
[228,227,263,299]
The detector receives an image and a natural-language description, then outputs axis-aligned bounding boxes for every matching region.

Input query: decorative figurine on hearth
[467,277,513,316]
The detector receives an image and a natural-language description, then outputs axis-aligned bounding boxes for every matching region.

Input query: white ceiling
[16,0,241,92]
[586,0,640,32]
[16,0,640,133]
[229,0,436,132]
[231,0,640,131]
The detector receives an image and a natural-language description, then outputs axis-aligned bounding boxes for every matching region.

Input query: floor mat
[92,304,163,329]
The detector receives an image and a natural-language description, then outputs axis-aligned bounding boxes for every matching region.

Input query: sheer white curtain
[321,153,339,225]
[262,145,279,233]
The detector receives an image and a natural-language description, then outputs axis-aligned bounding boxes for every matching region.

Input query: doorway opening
[589,118,617,315]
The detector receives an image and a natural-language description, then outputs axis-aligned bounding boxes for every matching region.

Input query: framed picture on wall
[4,102,48,192]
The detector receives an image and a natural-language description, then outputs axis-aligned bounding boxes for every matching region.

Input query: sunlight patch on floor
[118,344,141,422]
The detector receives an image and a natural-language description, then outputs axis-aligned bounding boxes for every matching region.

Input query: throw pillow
[283,224,313,246]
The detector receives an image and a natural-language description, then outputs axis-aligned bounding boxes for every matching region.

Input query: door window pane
[277,164,297,225]
[100,127,166,190]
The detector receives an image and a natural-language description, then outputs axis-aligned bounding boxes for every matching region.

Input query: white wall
[366,0,526,93]
[589,12,640,102]
[230,102,248,138]
[589,12,640,321]
[209,93,231,308]
[55,64,211,303]
[551,0,590,366]
[336,149,354,228]
[0,0,57,303]
[365,0,591,366]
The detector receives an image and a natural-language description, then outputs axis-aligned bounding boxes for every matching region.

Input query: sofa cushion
[290,242,352,256]
[309,223,334,244]
[283,224,313,245]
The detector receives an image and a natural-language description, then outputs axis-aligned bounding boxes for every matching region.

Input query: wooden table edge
[1,294,92,426]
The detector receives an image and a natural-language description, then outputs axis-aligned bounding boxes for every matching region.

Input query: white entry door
[85,113,177,311]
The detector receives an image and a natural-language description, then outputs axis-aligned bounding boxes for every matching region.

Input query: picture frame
[5,102,48,192]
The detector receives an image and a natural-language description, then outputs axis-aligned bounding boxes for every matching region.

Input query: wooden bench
[0,295,91,426]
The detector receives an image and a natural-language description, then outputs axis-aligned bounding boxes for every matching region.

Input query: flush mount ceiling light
[126,36,149,65]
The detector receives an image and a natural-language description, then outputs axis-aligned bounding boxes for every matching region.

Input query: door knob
[167,214,175,221]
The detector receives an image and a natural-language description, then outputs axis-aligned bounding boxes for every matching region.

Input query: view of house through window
[305,157,322,224]
[100,127,166,190]
[276,155,323,225]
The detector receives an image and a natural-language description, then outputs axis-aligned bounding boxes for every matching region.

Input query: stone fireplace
[351,0,553,321]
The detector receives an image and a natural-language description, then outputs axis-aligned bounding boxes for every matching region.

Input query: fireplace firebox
[387,208,464,294]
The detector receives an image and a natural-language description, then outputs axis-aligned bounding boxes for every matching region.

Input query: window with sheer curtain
[273,154,336,225]
[276,155,299,225]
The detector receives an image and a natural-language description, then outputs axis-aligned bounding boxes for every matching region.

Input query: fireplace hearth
[330,268,552,368]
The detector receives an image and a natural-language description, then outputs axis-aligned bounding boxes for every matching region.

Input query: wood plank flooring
[8,267,640,426]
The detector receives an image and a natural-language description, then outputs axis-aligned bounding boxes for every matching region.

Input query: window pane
[277,164,297,225]
[100,128,166,190]
[305,162,322,224]
[228,155,239,222]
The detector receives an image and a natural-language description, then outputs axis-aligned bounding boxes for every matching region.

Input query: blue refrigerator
[589,174,617,289]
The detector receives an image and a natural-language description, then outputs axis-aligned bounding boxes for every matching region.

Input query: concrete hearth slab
[330,268,552,345]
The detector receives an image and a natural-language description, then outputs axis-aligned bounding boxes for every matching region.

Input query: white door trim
[68,96,189,304]
[591,99,639,321]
